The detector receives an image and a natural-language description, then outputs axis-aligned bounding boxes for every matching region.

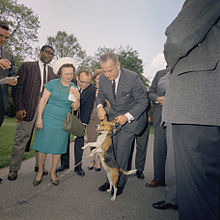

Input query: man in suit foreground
[8,45,56,181]
[162,1,220,219]
[97,52,148,196]
[56,69,96,176]
[0,20,17,184]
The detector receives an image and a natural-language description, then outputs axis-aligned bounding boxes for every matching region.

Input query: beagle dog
[82,119,136,201]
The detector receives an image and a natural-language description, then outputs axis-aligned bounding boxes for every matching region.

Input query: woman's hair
[93,69,103,81]
[58,64,76,76]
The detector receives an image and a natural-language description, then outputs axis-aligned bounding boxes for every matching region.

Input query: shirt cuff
[125,112,134,123]
[97,104,103,108]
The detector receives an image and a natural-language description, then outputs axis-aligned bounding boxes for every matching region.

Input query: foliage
[82,46,150,87]
[47,31,87,66]
[0,117,35,168]
[0,0,40,63]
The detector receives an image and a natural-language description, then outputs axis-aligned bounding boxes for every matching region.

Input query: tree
[47,31,87,66]
[0,0,40,63]
[86,46,150,87]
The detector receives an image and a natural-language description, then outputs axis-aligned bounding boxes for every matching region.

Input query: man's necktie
[112,80,116,100]
[43,64,47,84]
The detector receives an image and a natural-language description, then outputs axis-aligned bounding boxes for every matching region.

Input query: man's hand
[156,96,165,105]
[0,59,11,70]
[6,78,17,86]
[16,110,26,120]
[115,115,128,125]
[97,106,106,120]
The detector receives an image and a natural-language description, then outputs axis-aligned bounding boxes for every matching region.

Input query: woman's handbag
[62,110,85,137]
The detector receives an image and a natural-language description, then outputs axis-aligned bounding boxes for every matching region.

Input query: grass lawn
[0,117,36,168]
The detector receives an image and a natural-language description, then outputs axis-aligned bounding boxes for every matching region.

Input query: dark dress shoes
[111,186,124,196]
[98,182,110,191]
[34,167,48,176]
[152,201,178,210]
[8,171,18,181]
[146,180,165,187]
[0,177,3,183]
[56,165,69,172]
[74,166,85,176]
[136,171,144,179]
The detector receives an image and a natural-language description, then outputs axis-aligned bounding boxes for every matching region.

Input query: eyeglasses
[78,79,91,85]
[44,50,55,56]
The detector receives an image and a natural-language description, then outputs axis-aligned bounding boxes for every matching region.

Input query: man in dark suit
[8,45,56,181]
[56,69,96,176]
[97,52,148,196]
[146,68,169,187]
[0,20,17,127]
[0,20,17,184]
[162,1,220,219]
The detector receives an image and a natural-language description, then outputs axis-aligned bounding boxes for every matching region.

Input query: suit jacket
[72,79,96,124]
[0,48,16,112]
[97,68,149,135]
[163,0,220,126]
[149,69,169,127]
[14,61,57,121]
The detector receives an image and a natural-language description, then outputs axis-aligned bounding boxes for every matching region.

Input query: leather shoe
[51,175,59,185]
[8,171,18,181]
[56,165,69,172]
[34,167,48,176]
[33,175,43,186]
[98,182,110,191]
[136,171,144,179]
[95,167,101,172]
[74,166,85,177]
[0,177,3,183]
[152,201,178,210]
[111,186,124,196]
[146,180,165,187]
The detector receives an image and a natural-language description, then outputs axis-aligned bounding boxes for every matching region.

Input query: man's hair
[0,20,9,31]
[40,45,54,52]
[77,68,92,78]
[100,52,119,64]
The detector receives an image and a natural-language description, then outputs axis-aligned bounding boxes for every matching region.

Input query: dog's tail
[119,168,137,175]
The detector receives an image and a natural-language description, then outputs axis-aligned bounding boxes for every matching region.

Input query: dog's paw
[111,196,116,201]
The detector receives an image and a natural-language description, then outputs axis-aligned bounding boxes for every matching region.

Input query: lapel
[34,61,42,83]
[115,68,126,102]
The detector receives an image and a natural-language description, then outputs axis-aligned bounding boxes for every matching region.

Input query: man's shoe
[56,165,69,172]
[146,180,165,187]
[152,201,178,210]
[74,166,85,177]
[0,177,3,183]
[111,186,124,196]
[34,167,48,176]
[98,182,110,191]
[8,171,18,181]
[136,171,144,179]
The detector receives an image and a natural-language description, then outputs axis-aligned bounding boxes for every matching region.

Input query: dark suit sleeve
[164,0,220,68]
[14,63,27,111]
[148,71,160,103]
[80,84,96,124]
[8,54,16,77]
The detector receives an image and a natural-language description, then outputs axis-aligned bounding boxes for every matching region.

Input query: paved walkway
[0,135,178,220]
